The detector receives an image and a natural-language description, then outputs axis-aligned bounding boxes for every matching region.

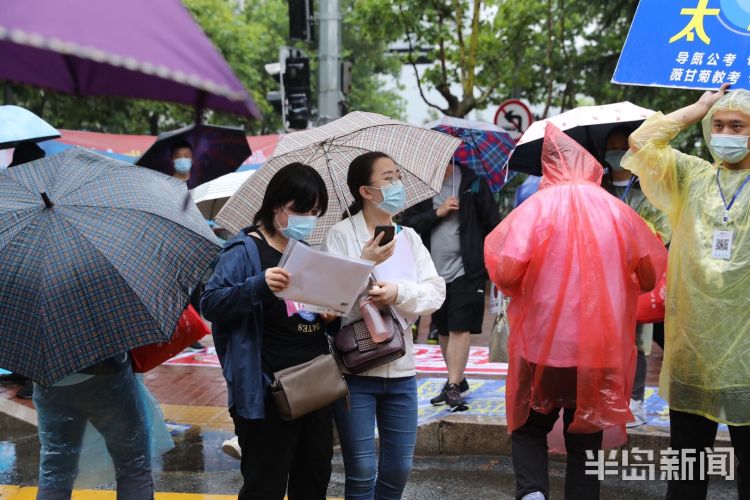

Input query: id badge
[712,230,733,260]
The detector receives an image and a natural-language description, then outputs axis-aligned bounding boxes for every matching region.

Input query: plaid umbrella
[0,149,220,385]
[427,116,516,192]
[215,111,462,245]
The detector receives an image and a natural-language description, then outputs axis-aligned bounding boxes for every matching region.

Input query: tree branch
[398,3,447,114]
[542,0,554,119]
[465,0,481,98]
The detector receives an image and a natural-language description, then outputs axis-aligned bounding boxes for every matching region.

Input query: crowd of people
[1,85,749,500]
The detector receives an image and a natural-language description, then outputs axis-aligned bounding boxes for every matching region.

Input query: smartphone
[374,225,395,246]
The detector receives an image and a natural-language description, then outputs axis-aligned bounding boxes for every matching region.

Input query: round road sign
[494,99,534,142]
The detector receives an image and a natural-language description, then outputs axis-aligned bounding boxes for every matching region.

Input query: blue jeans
[334,375,417,500]
[33,363,153,500]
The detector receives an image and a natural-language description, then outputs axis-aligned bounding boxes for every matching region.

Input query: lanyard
[716,168,750,225]
[619,176,637,202]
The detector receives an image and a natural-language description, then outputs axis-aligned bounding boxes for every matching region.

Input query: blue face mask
[711,134,750,164]
[278,209,317,241]
[173,158,192,174]
[369,181,406,215]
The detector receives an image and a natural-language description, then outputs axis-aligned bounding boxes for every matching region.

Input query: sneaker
[430,378,471,406]
[521,493,545,500]
[221,436,241,460]
[15,381,33,400]
[0,373,28,385]
[444,383,465,408]
[626,398,648,428]
[185,341,205,352]
[426,327,439,345]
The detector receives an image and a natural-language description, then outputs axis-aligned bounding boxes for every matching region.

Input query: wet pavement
[2,412,740,499]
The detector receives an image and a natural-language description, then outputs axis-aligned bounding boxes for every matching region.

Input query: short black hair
[170,139,193,157]
[9,142,45,167]
[253,162,328,236]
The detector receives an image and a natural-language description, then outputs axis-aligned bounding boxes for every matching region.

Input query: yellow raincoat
[623,102,750,425]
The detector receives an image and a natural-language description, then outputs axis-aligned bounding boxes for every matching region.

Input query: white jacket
[322,212,446,378]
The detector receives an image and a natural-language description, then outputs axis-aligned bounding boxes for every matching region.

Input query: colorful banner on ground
[164,345,509,376]
[613,0,750,91]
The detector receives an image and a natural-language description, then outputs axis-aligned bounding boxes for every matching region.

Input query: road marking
[0,486,343,500]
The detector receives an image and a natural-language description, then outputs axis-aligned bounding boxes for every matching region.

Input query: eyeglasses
[372,172,403,185]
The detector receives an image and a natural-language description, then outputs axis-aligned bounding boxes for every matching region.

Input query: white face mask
[711,134,750,164]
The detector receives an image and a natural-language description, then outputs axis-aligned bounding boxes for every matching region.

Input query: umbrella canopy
[509,102,654,175]
[427,116,516,192]
[0,0,260,118]
[190,169,255,220]
[0,105,60,149]
[136,124,252,189]
[0,149,219,385]
[216,111,462,245]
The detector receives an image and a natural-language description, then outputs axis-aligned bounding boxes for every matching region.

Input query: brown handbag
[334,304,406,374]
[270,352,349,421]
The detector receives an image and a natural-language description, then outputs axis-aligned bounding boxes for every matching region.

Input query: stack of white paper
[276,239,375,315]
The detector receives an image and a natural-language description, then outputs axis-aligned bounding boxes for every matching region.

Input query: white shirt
[322,212,446,378]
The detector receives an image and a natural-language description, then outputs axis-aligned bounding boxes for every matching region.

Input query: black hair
[604,126,633,148]
[344,151,391,218]
[253,162,328,236]
[9,142,45,167]
[170,139,193,157]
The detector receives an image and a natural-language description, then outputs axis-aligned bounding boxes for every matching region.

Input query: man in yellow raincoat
[624,83,750,499]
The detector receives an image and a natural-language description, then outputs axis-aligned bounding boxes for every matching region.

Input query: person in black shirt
[202,162,333,500]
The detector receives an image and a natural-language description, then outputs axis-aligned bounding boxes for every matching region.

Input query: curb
[414,414,732,459]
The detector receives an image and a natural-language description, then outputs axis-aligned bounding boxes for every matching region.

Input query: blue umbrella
[514,175,541,207]
[0,105,60,149]
[0,149,220,385]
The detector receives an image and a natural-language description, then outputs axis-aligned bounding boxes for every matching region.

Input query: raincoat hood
[540,122,603,189]
[702,89,750,164]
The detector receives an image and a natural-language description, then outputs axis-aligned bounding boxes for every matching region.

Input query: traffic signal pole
[317,0,341,124]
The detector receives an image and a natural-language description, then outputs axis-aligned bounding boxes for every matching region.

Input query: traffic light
[283,55,311,129]
[265,49,311,130]
[288,0,313,42]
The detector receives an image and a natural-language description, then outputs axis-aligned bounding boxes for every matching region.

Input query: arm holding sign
[621,85,728,217]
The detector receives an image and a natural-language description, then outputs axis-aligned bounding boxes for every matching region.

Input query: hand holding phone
[374,225,395,246]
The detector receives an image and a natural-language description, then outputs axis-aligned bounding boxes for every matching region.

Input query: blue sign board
[613,0,750,91]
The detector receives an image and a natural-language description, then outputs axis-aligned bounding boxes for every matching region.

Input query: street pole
[317,0,341,125]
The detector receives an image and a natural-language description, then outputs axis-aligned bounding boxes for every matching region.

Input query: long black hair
[253,162,328,235]
[344,151,391,218]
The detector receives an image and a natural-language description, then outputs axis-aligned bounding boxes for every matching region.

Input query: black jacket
[400,165,501,281]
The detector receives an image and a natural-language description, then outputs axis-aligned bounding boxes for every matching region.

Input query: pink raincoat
[485,123,666,434]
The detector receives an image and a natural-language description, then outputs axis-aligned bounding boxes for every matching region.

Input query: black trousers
[666,409,750,500]
[231,399,333,500]
[512,407,603,500]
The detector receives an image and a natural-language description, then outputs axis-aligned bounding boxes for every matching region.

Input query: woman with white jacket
[323,151,445,499]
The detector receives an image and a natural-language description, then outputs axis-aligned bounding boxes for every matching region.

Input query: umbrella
[0,0,260,118]
[0,149,219,385]
[0,105,60,149]
[427,116,516,192]
[190,169,255,220]
[215,111,462,245]
[136,124,252,189]
[509,102,654,175]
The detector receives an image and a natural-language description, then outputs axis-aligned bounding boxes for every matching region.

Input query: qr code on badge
[716,238,729,251]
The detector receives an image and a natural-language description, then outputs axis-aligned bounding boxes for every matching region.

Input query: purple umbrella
[136,124,251,189]
[0,0,260,119]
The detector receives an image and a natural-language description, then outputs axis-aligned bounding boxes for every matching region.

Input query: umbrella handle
[41,192,54,209]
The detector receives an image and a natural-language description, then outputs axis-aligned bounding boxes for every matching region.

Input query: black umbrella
[136,124,251,189]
